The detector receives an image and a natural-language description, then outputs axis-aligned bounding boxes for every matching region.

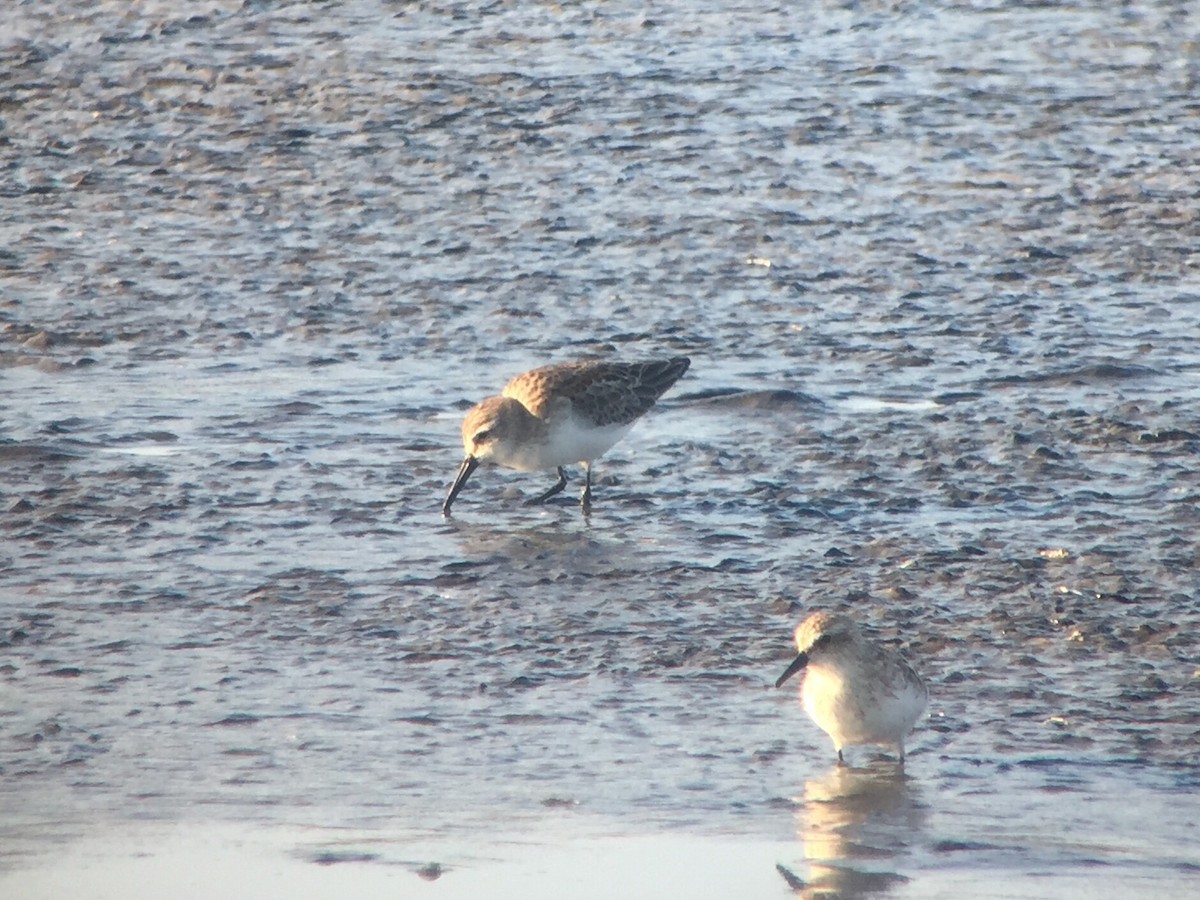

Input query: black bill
[442,456,479,515]
[774,652,809,689]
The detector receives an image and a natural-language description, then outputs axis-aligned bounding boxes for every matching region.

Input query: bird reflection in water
[777,761,925,897]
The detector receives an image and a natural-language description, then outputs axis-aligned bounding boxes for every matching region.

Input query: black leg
[837,749,845,766]
[580,464,592,509]
[527,467,568,504]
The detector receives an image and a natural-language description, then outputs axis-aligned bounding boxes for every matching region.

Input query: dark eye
[473,429,492,443]
[814,634,831,649]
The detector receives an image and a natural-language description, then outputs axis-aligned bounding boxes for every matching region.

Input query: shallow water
[3,0,1199,896]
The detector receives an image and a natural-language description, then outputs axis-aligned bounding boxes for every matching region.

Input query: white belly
[802,665,925,750]
[499,417,634,472]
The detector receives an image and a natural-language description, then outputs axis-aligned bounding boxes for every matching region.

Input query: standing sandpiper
[442,357,691,514]
[775,611,927,765]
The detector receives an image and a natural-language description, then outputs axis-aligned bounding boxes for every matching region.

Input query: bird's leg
[580,463,593,509]
[836,749,846,767]
[527,466,568,505]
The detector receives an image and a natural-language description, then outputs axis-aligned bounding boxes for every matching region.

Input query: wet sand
[3,0,1200,896]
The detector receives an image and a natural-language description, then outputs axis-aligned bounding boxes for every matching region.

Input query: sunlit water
[3,1,1199,896]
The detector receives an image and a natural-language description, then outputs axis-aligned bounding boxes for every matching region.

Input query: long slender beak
[774,652,809,688]
[442,456,479,515]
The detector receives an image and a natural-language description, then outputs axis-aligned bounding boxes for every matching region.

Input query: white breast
[802,661,926,750]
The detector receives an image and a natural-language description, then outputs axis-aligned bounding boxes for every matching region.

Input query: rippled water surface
[3,1,1199,896]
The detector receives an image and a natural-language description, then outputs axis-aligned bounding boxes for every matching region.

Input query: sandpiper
[775,611,927,765]
[442,356,691,514]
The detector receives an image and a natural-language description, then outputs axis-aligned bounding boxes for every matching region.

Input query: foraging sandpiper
[443,357,691,514]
